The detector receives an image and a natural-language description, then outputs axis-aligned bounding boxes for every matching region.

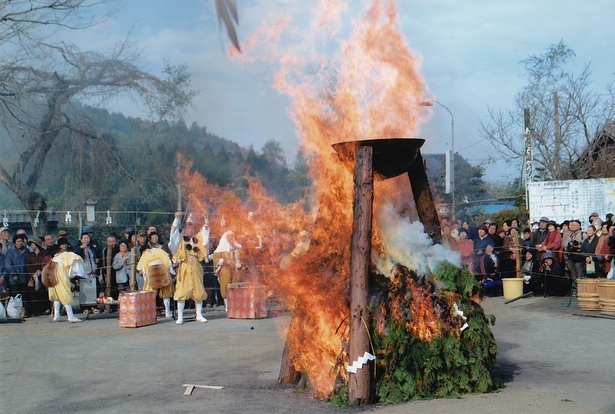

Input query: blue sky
[68,0,615,184]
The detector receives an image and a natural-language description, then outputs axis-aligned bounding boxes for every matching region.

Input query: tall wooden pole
[348,145,373,405]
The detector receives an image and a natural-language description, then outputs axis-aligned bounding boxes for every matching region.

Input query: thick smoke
[374,203,461,277]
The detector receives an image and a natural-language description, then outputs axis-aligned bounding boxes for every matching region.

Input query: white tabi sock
[176,300,185,324]
[195,301,207,322]
[163,298,172,318]
[65,304,82,322]
[53,301,61,321]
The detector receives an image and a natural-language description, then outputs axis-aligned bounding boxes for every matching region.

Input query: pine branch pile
[370,262,499,403]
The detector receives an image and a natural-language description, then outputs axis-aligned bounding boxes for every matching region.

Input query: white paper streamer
[346,351,376,373]
[453,302,469,332]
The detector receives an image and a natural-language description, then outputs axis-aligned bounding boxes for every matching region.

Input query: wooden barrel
[577,279,600,311]
[597,280,615,315]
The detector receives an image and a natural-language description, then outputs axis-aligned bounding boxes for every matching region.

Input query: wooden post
[348,145,373,405]
[105,243,112,313]
[407,151,442,244]
[130,246,137,291]
[278,315,302,384]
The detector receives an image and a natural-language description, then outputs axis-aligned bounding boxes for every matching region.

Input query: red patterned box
[119,291,157,328]
[227,283,267,319]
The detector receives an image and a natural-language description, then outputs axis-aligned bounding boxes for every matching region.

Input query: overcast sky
[71,0,615,184]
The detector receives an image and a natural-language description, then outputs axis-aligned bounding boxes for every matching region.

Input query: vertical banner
[524,108,532,209]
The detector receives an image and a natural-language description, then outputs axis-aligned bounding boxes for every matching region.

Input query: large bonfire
[183,0,498,404]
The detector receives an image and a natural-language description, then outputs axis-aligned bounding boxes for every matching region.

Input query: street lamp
[419,100,455,220]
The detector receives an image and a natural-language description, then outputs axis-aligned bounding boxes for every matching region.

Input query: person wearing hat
[136,230,148,251]
[213,230,243,312]
[0,226,11,255]
[169,211,209,324]
[56,237,72,253]
[539,252,567,295]
[589,212,600,226]
[131,230,150,289]
[25,237,52,316]
[564,219,586,280]
[56,230,73,252]
[531,217,550,261]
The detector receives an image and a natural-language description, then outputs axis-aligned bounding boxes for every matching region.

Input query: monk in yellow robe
[169,211,208,324]
[137,246,174,318]
[45,251,85,323]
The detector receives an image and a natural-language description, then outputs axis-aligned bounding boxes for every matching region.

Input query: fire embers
[370,263,499,403]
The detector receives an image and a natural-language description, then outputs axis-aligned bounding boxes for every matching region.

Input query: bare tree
[480,40,615,182]
[0,0,108,47]
[0,6,196,236]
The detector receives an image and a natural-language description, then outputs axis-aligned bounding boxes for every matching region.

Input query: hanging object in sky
[215,0,241,52]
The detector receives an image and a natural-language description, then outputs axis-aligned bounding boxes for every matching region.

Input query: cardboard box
[119,291,157,328]
[227,283,267,319]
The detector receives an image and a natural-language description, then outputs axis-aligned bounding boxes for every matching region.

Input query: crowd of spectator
[2,210,613,315]
[0,221,230,318]
[443,212,615,297]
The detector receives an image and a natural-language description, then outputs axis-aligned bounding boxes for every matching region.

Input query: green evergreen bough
[370,262,499,403]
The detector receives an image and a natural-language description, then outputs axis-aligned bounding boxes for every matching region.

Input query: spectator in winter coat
[531,217,550,261]
[472,224,494,278]
[540,221,563,263]
[581,225,600,278]
[25,238,51,316]
[478,244,502,297]
[5,234,28,299]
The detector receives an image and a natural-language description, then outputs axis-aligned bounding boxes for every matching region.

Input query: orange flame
[192,0,444,398]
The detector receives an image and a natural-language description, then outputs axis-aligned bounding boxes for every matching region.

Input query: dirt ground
[1,295,614,414]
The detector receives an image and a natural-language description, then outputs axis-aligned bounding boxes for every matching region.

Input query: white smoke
[373,203,461,277]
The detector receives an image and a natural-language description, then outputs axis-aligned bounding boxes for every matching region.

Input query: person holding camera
[565,220,586,280]
[539,252,568,295]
